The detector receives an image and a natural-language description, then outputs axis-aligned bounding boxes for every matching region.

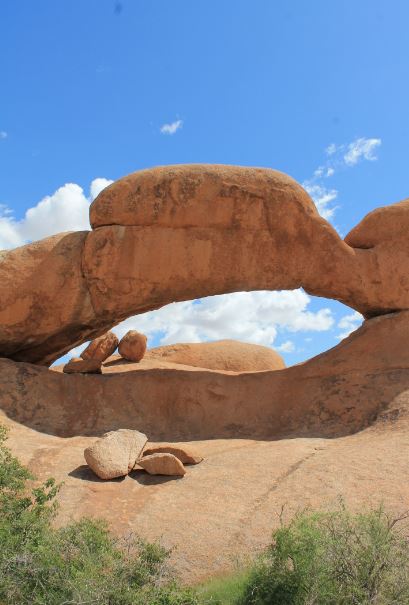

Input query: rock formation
[118,330,147,362]
[138,453,186,476]
[1,311,409,441]
[2,165,409,365]
[81,331,118,362]
[2,164,409,584]
[84,429,147,480]
[63,358,102,374]
[145,340,285,372]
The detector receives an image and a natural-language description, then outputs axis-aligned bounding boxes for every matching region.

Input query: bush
[0,425,197,605]
[238,503,409,605]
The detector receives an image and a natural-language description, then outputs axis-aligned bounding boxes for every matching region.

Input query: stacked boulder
[118,330,147,362]
[81,331,119,362]
[84,429,203,479]
[63,330,147,374]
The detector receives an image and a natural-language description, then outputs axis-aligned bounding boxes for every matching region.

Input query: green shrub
[197,568,251,605]
[238,503,409,605]
[0,425,197,605]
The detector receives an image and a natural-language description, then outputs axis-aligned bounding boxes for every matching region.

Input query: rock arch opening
[69,290,362,370]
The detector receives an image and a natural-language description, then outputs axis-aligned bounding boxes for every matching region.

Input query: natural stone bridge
[3,165,409,584]
[1,164,408,366]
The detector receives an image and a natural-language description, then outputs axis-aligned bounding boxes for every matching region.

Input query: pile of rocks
[63,330,146,374]
[84,429,203,479]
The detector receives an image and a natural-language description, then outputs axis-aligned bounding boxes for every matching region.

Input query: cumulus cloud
[0,131,7,140]
[90,177,113,201]
[160,119,183,135]
[107,289,334,351]
[303,136,382,222]
[337,311,363,339]
[0,178,113,250]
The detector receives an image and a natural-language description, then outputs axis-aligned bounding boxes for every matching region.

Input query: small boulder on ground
[118,330,147,362]
[81,331,118,362]
[84,429,147,480]
[138,453,186,476]
[142,443,203,465]
[63,358,102,374]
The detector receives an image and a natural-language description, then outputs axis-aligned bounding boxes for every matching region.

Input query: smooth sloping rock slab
[143,444,203,465]
[4,414,409,584]
[84,429,147,479]
[138,453,186,476]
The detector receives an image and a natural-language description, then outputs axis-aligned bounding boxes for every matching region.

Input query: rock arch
[0,164,408,365]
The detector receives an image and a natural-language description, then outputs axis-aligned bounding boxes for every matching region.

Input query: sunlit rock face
[0,164,409,365]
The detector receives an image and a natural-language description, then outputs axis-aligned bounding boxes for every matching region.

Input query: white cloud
[303,136,382,222]
[343,137,381,166]
[0,178,112,250]
[325,143,337,156]
[275,340,295,353]
[107,289,334,351]
[0,131,7,140]
[160,119,183,135]
[90,177,113,201]
[337,311,363,339]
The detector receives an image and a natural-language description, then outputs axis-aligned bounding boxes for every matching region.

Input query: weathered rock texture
[84,429,147,480]
[118,330,147,362]
[145,340,285,372]
[138,453,186,476]
[1,311,409,441]
[81,331,118,362]
[2,165,409,365]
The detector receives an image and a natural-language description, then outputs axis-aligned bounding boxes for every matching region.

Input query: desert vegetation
[2,423,409,605]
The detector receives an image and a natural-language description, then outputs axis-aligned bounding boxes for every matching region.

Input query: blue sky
[1,0,408,365]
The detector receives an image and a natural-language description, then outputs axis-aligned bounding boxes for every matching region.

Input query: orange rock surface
[1,289,409,582]
[1,164,409,583]
[2,311,409,582]
[345,197,409,248]
[63,357,102,374]
[145,340,285,372]
[81,331,118,362]
[2,165,409,365]
[118,330,147,362]
[1,311,408,441]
